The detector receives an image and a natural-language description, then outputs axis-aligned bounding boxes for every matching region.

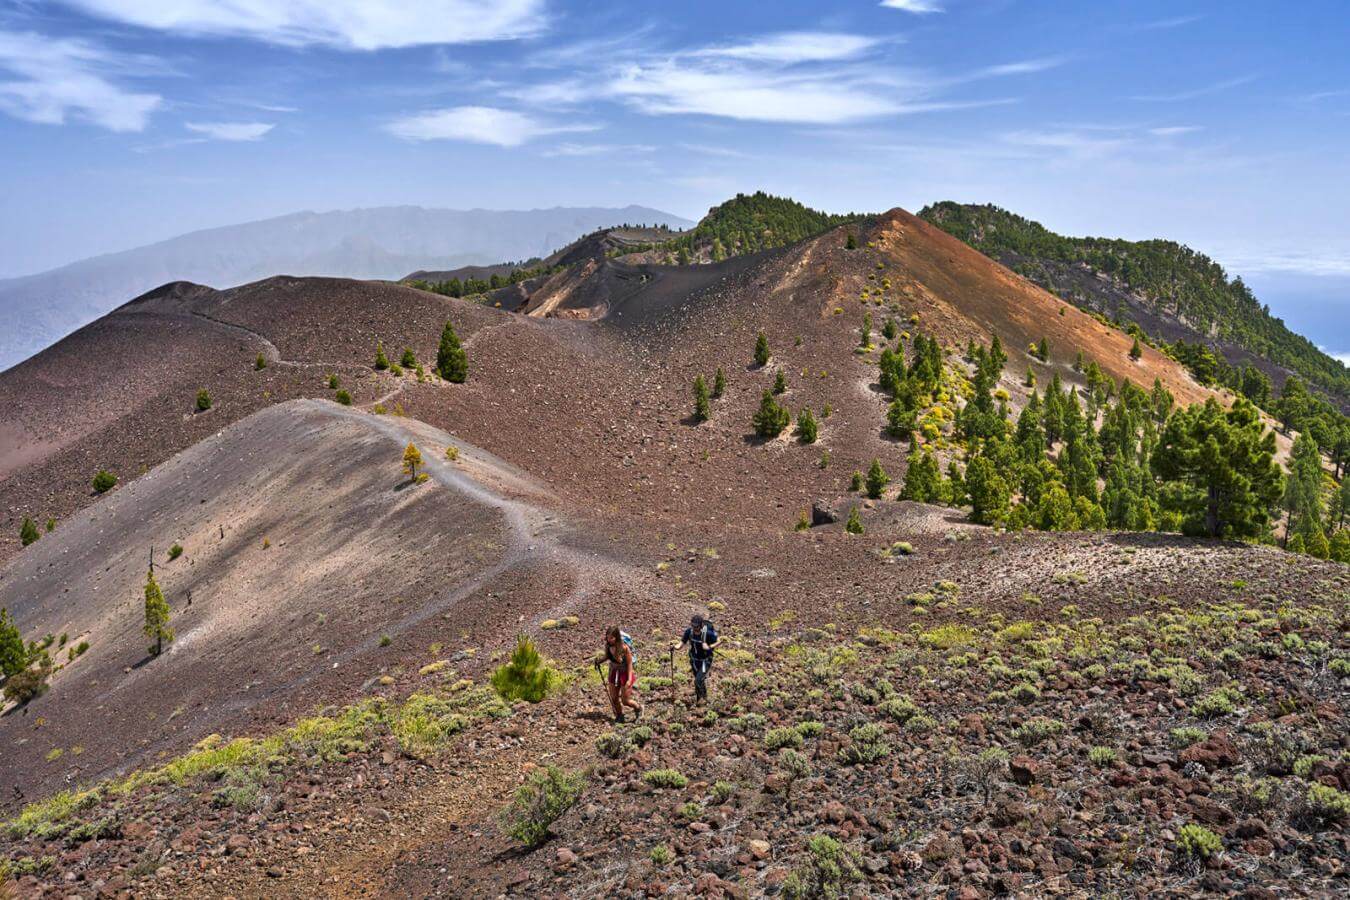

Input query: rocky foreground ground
[3,546,1346,898]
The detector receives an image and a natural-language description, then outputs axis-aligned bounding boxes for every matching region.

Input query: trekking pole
[668,648,676,711]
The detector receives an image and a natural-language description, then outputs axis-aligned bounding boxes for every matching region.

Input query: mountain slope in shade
[0,204,691,372]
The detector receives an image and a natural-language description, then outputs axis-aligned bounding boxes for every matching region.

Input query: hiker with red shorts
[594,625,642,722]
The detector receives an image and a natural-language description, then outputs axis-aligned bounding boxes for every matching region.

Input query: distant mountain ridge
[919,201,1350,404]
[0,204,691,372]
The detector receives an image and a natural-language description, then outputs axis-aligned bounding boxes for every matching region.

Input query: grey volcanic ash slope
[0,204,690,372]
[0,399,590,801]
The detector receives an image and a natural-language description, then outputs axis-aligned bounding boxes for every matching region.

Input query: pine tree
[772,369,787,395]
[845,231,858,250]
[886,397,916,439]
[845,506,864,534]
[693,375,711,422]
[1035,482,1077,531]
[0,608,25,680]
[1129,337,1143,360]
[374,342,390,371]
[860,313,872,349]
[143,570,173,657]
[255,353,267,370]
[400,348,417,368]
[195,388,212,412]
[865,459,889,499]
[1282,433,1323,544]
[1037,337,1050,362]
[1328,529,1350,562]
[966,456,1010,525]
[19,517,39,547]
[900,447,940,502]
[436,321,468,382]
[796,408,818,444]
[882,318,897,341]
[712,367,727,399]
[403,443,423,480]
[1152,398,1283,539]
[1287,533,1306,554]
[92,469,117,494]
[1305,527,1330,559]
[1073,496,1107,530]
[850,471,864,492]
[752,391,790,438]
[753,332,770,367]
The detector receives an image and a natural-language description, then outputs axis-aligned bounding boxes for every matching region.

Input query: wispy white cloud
[975,58,1064,78]
[0,29,162,131]
[1132,75,1256,102]
[1148,125,1202,137]
[384,105,596,146]
[678,142,754,159]
[606,60,906,124]
[880,0,943,13]
[1001,129,1128,158]
[58,1,546,50]
[541,141,654,157]
[695,32,884,64]
[185,120,274,141]
[1120,15,1204,32]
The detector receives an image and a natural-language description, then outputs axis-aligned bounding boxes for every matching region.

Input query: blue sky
[0,1,1347,354]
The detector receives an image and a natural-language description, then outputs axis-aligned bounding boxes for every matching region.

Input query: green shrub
[845,507,864,535]
[838,723,889,765]
[499,766,584,847]
[19,517,39,546]
[710,780,735,804]
[490,636,557,703]
[765,726,804,751]
[1088,746,1117,767]
[92,469,117,494]
[1169,726,1207,749]
[167,543,184,561]
[335,389,352,406]
[879,696,919,724]
[643,769,687,789]
[795,721,825,738]
[1175,823,1222,859]
[595,731,630,759]
[393,694,467,759]
[1302,784,1350,824]
[650,844,673,865]
[1012,717,1065,746]
[1190,686,1241,718]
[195,389,212,411]
[783,835,862,900]
[677,801,703,820]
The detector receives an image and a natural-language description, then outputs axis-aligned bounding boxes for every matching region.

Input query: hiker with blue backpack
[594,625,642,723]
[673,613,719,704]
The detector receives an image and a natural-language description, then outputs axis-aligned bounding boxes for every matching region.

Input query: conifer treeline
[877,334,1348,559]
